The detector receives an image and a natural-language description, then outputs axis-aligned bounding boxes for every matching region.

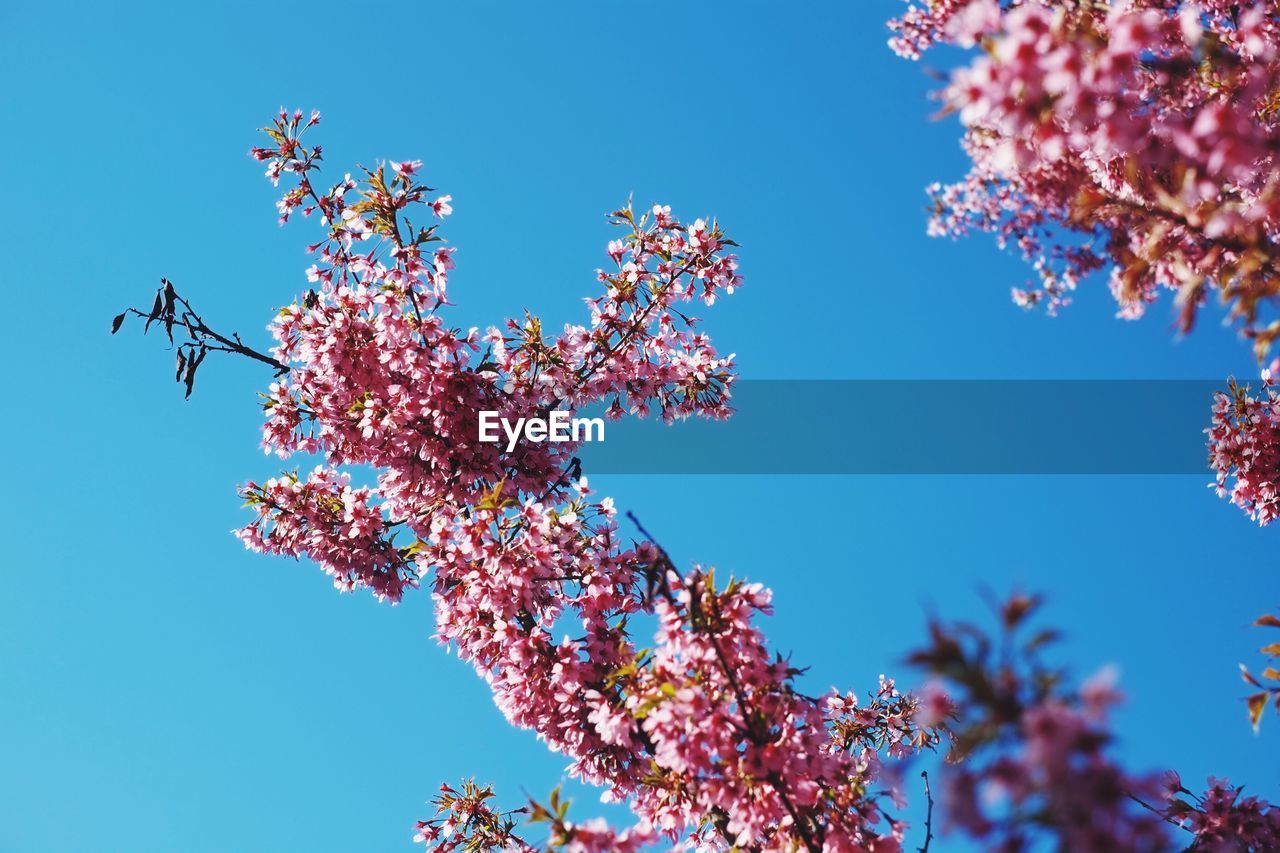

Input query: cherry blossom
[1207,370,1280,526]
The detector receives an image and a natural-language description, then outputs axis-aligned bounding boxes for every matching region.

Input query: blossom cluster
[413,780,532,852]
[1207,371,1280,526]
[891,1,1280,334]
[1165,774,1280,849]
[238,467,414,601]
[234,110,936,851]
[239,110,740,599]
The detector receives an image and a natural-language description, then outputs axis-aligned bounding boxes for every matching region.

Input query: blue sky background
[2,2,1276,850]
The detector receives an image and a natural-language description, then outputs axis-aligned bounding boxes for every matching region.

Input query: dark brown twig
[919,770,934,853]
[113,278,287,397]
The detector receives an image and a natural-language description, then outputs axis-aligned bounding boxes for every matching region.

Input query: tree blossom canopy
[117,107,1280,851]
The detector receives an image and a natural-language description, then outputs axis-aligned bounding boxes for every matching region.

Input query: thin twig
[919,771,934,853]
[1126,792,1194,834]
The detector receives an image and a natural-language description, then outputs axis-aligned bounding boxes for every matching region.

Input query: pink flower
[944,0,1000,47]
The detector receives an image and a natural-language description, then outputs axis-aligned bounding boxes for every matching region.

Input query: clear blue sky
[1,2,1275,851]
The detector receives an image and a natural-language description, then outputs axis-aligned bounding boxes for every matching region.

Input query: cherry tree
[115,109,1280,850]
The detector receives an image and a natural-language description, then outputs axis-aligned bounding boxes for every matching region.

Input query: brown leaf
[143,290,163,333]
[1248,691,1268,730]
[1001,594,1041,629]
[1025,629,1061,652]
[184,347,207,399]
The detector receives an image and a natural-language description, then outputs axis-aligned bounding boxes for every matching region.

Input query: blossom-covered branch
[890,1,1280,336]
[117,110,940,851]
